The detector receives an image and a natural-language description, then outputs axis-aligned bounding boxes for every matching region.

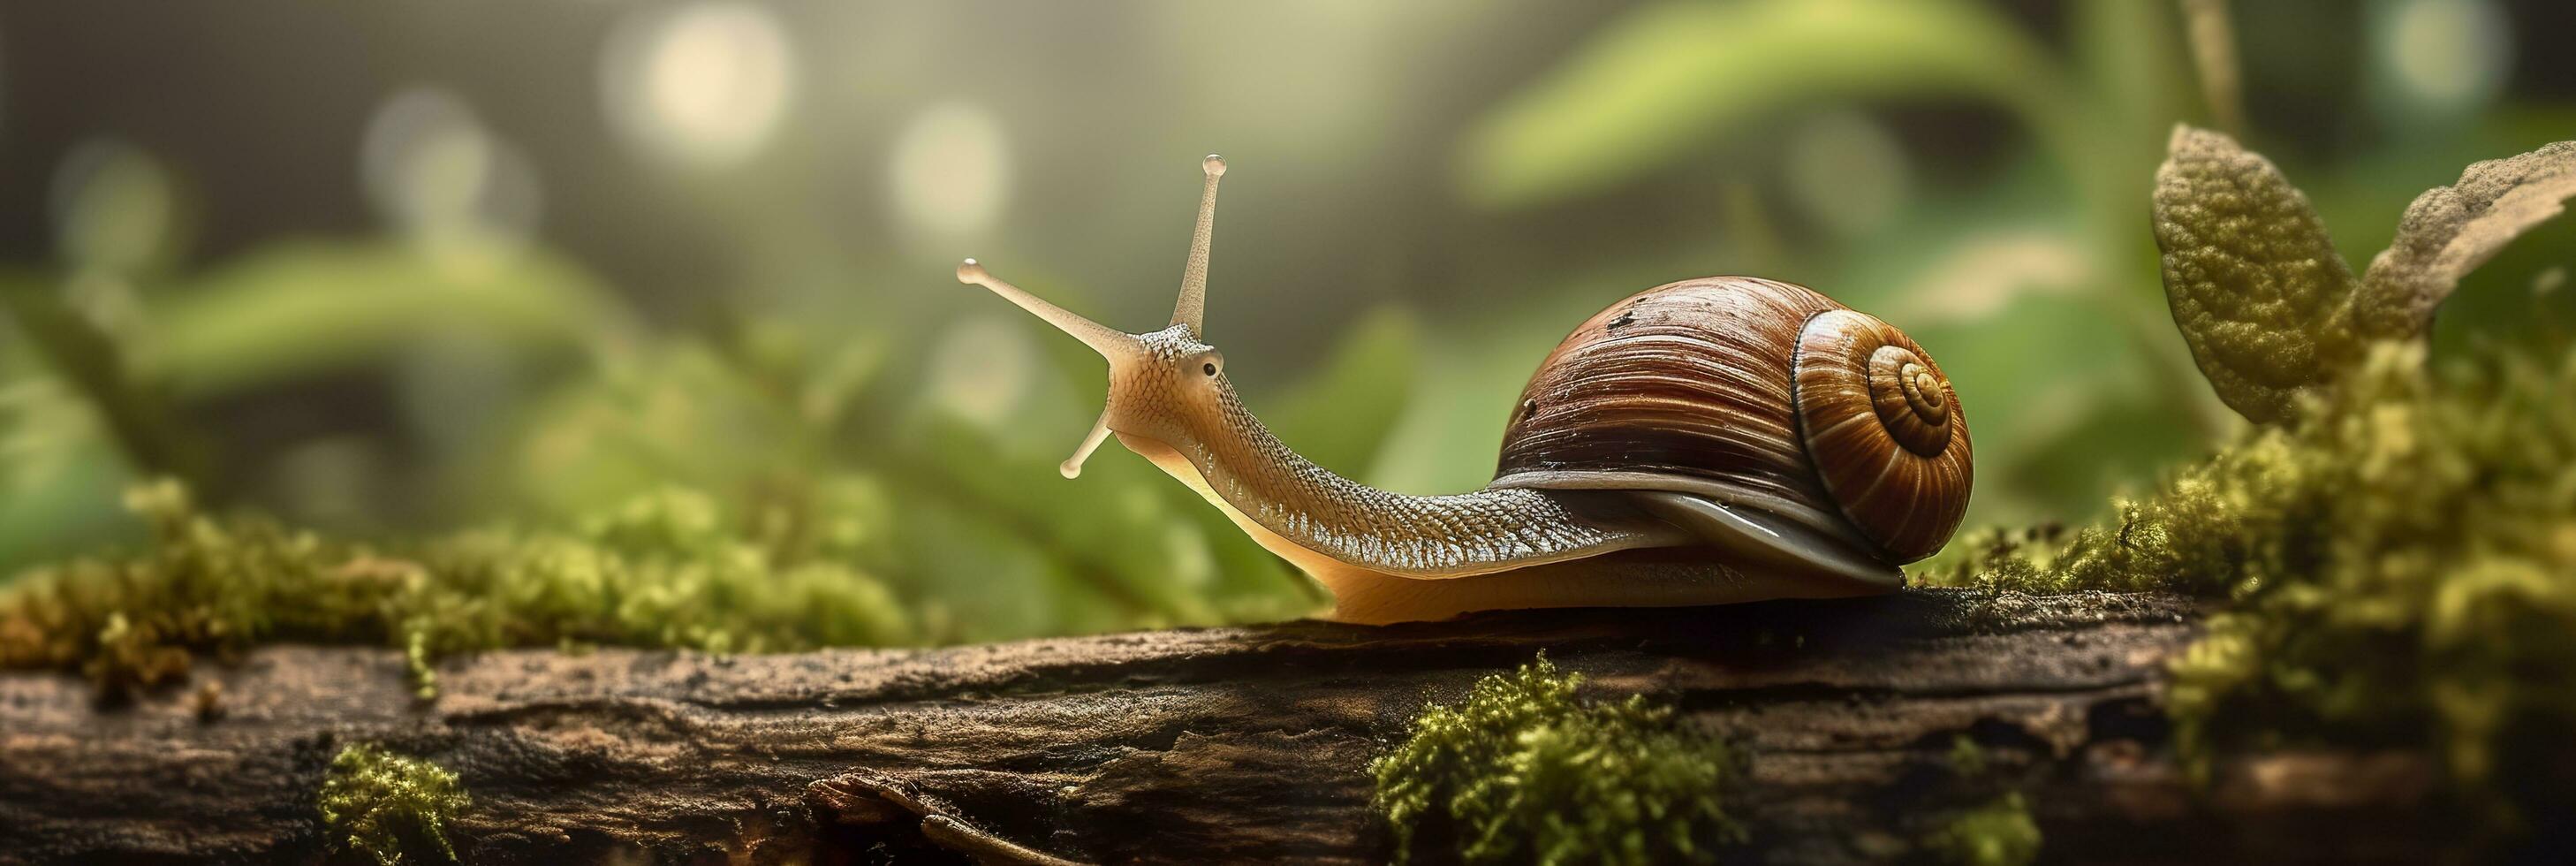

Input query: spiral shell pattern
[1792,310,1973,562]
[1491,277,1972,565]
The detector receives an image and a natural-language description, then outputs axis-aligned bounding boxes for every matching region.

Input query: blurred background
[0,0,2568,642]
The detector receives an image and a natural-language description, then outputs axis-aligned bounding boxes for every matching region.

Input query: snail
[956,156,1970,624]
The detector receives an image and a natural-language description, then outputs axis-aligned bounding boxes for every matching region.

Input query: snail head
[956,155,1233,479]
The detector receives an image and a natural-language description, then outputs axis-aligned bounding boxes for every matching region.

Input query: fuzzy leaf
[2350,141,2576,342]
[2150,125,2359,424]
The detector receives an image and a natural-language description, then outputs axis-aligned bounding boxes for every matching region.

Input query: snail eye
[1202,362,1218,376]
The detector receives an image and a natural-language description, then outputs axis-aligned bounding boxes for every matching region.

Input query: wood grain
[0,589,2439,864]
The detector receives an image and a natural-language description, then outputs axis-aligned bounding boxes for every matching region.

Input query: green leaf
[2352,141,2576,343]
[2150,125,2359,424]
[892,414,1222,628]
[151,240,633,398]
[0,374,139,574]
[505,343,802,516]
[0,277,202,482]
[1457,0,2060,208]
[1370,294,1601,497]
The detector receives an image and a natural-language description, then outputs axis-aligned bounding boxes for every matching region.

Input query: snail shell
[1491,277,1971,564]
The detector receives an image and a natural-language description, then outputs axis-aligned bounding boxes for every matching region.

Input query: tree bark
[0,589,2441,864]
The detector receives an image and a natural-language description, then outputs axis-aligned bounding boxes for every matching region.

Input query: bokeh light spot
[600,1,797,170]
[360,87,544,245]
[890,102,1011,236]
[49,138,177,274]
[2375,0,2509,113]
[924,315,1036,429]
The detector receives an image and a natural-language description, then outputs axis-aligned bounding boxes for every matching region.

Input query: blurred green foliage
[1460,0,2079,209]
[1924,793,2042,866]
[152,241,633,399]
[0,1,2569,648]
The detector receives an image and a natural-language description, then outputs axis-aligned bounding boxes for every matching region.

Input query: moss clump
[1928,737,2040,865]
[0,482,912,695]
[1945,734,1989,777]
[1924,340,2573,597]
[1925,342,2576,839]
[1369,655,1741,865]
[1925,793,2040,866]
[1913,438,2281,597]
[317,743,470,865]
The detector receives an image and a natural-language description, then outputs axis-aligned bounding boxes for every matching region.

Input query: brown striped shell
[1489,277,1972,564]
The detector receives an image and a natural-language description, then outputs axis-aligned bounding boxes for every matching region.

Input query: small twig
[809,771,1087,866]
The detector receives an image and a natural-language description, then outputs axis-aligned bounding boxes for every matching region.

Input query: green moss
[1926,341,2576,839]
[1946,734,1988,777]
[0,482,912,694]
[1369,655,1742,865]
[1925,793,2041,866]
[317,743,470,866]
[1924,341,2570,596]
[1930,737,2041,865]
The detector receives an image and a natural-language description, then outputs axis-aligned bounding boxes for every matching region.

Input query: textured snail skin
[1104,326,1688,579]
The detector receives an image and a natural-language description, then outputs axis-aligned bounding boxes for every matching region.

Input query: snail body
[957,156,1970,624]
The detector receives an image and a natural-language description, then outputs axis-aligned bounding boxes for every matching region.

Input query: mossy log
[0,589,2441,864]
